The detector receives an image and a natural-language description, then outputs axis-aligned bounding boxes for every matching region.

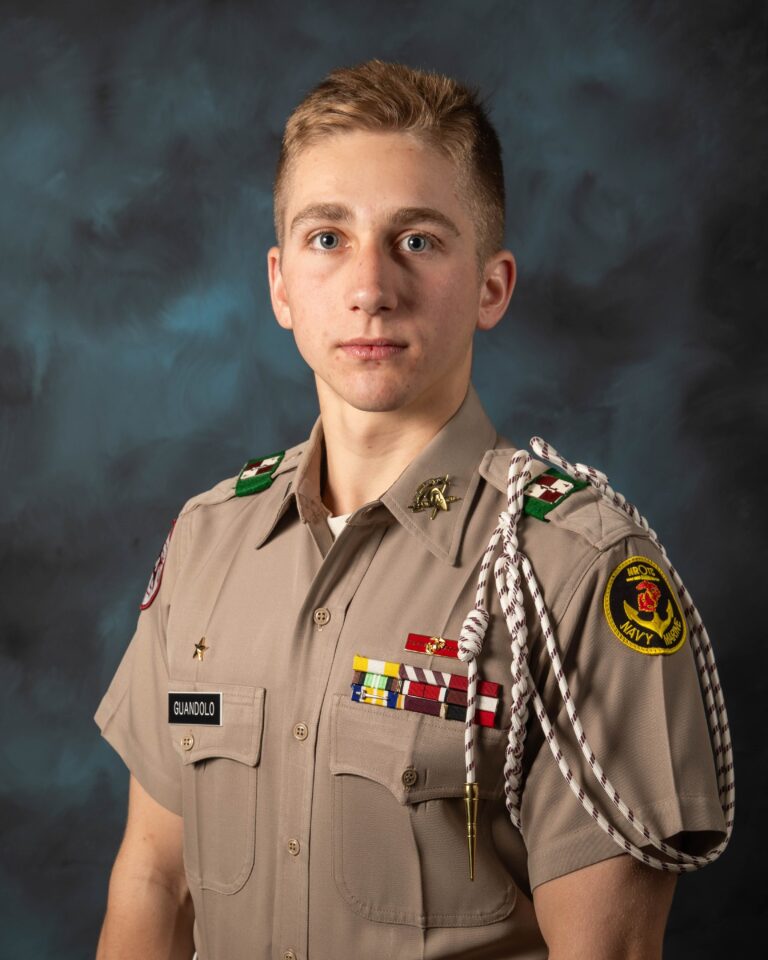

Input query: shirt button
[181,734,195,751]
[401,767,418,787]
[293,722,309,741]
[287,838,301,856]
[282,952,297,960]
[313,607,331,626]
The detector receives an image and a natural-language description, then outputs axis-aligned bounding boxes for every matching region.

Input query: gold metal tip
[464,782,479,881]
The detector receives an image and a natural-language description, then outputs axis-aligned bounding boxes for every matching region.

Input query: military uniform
[95,384,726,960]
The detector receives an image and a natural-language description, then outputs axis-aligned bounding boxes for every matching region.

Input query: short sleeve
[521,535,727,890]
[94,518,186,815]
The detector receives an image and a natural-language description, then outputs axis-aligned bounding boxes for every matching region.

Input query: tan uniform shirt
[95,384,725,960]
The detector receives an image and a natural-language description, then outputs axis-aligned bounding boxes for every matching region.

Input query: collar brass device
[408,475,461,520]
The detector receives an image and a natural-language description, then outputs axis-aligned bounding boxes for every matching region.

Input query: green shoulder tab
[235,451,285,497]
[523,467,588,521]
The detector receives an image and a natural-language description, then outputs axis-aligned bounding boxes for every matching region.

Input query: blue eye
[312,232,339,250]
[403,234,431,253]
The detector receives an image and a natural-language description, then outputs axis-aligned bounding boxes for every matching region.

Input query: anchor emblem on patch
[408,475,461,520]
[623,581,675,639]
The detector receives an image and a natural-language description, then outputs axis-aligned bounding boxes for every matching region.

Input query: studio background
[1,1,765,957]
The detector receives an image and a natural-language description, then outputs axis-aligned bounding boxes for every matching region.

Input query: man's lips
[338,338,407,360]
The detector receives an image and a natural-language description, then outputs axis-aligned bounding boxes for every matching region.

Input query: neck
[317,378,471,517]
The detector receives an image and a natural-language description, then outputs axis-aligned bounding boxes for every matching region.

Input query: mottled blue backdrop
[1,0,765,956]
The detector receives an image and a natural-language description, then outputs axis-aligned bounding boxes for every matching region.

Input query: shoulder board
[480,446,645,547]
[176,439,307,518]
[479,447,550,495]
[177,445,300,519]
[235,450,286,497]
[523,467,588,521]
[178,474,239,518]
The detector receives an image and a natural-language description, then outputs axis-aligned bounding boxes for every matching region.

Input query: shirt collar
[378,383,499,564]
[254,383,501,564]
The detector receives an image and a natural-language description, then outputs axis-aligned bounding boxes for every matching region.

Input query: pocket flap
[169,681,265,767]
[330,694,507,803]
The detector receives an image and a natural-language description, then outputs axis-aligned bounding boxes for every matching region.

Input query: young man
[95,61,730,960]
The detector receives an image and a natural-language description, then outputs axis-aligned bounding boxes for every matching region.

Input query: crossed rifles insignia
[408,475,461,520]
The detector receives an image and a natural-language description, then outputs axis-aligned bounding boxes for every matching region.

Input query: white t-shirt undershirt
[326,513,352,539]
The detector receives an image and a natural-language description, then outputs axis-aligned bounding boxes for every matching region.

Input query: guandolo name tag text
[168,692,222,725]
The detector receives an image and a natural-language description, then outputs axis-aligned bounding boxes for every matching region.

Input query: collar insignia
[408,475,461,520]
[193,637,209,661]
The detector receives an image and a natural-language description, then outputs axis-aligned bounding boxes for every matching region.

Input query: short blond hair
[273,60,505,263]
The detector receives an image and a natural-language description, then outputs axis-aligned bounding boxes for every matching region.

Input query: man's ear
[477,250,516,332]
[267,246,293,330]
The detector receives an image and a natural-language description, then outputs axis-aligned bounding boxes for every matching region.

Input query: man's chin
[318,375,415,415]
[337,393,409,414]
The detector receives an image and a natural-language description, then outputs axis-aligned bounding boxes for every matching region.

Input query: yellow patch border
[603,555,687,656]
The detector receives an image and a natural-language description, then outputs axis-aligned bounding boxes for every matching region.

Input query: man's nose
[345,242,398,316]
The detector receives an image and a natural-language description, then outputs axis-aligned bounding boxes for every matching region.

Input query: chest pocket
[330,694,517,928]
[170,681,265,895]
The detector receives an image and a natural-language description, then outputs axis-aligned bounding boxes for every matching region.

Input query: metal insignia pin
[193,637,209,661]
[425,636,446,655]
[408,475,461,520]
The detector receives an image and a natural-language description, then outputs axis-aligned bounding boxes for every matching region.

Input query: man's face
[268,130,513,415]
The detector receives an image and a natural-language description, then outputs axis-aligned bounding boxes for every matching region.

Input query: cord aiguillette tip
[464,781,479,881]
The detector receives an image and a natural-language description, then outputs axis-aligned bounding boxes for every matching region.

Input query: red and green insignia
[603,555,686,655]
[235,451,285,497]
[523,467,587,521]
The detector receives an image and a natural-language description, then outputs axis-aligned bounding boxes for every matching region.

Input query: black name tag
[168,692,222,725]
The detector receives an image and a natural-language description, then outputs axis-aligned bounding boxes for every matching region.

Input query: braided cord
[529,436,735,852]
[458,440,734,872]
[458,450,530,802]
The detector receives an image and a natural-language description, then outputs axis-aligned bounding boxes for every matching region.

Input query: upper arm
[533,855,676,960]
[520,534,726,889]
[114,774,186,891]
[95,519,186,816]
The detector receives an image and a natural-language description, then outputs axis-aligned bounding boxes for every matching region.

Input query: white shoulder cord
[457,439,734,879]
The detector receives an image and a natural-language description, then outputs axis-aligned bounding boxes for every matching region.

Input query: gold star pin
[408,475,461,520]
[193,637,209,661]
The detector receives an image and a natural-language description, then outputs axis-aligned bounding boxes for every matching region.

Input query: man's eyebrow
[387,207,460,237]
[289,203,461,237]
[290,203,352,233]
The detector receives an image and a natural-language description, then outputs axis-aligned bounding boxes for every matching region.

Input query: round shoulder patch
[140,519,176,611]
[603,555,686,655]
